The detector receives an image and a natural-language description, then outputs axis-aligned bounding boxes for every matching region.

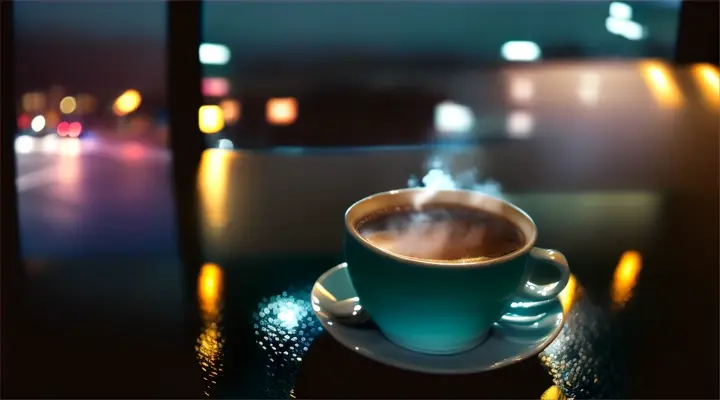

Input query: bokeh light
[202,77,230,97]
[113,89,142,116]
[692,64,719,107]
[17,114,30,130]
[219,99,240,124]
[59,96,77,114]
[610,250,642,310]
[434,101,475,134]
[57,122,69,137]
[67,122,82,138]
[199,43,231,65]
[218,138,234,150]
[195,263,225,397]
[639,61,683,109]
[15,136,35,154]
[31,115,46,132]
[252,288,322,398]
[501,41,542,61]
[266,98,298,125]
[506,110,535,138]
[199,105,225,134]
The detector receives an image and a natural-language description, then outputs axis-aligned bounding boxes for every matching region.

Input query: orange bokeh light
[266,97,298,125]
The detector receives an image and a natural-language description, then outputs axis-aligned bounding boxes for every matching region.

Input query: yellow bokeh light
[266,97,298,125]
[639,61,684,109]
[198,151,230,230]
[198,262,224,319]
[611,250,642,310]
[113,89,142,116]
[219,99,240,124]
[195,262,225,396]
[692,64,720,108]
[59,96,77,114]
[199,105,225,134]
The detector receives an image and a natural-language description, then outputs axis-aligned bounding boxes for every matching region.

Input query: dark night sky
[14,1,681,101]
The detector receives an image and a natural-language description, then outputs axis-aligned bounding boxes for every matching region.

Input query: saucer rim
[312,262,565,375]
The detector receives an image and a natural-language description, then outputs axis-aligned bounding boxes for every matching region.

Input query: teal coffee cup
[344,188,570,355]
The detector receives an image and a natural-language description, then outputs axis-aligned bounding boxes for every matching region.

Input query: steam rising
[359,166,517,262]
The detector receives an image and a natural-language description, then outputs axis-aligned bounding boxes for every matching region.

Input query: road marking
[16,166,57,193]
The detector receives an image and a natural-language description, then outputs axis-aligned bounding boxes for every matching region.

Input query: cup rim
[345,188,537,269]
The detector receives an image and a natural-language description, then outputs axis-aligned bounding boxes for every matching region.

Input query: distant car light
[57,121,69,136]
[68,122,82,138]
[114,89,142,116]
[31,115,46,132]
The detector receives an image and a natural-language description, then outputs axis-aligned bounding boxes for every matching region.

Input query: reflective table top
[4,61,718,399]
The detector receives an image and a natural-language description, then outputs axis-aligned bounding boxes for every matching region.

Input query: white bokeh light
[30,115,46,133]
[434,101,475,134]
[218,138,234,150]
[501,41,542,62]
[199,43,231,65]
[15,136,35,154]
[507,110,535,138]
[609,2,633,20]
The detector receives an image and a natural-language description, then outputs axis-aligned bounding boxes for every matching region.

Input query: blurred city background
[12,0,692,258]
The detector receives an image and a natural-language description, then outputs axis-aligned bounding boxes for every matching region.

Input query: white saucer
[311,262,565,375]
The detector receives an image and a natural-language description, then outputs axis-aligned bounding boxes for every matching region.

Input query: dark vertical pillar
[167,1,205,277]
[675,0,719,65]
[1,1,25,394]
[166,0,206,379]
[1,0,23,318]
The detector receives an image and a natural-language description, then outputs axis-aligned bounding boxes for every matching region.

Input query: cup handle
[518,247,570,302]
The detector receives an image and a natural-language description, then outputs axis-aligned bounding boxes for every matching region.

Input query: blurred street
[15,135,177,259]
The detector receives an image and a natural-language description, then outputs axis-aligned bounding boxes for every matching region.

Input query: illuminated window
[199,105,225,134]
[266,98,298,125]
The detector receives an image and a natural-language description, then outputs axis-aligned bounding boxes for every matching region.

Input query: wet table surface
[3,62,719,399]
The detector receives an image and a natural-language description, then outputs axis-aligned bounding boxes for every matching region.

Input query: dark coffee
[356,203,525,262]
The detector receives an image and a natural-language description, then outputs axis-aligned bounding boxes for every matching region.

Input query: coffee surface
[356,204,525,262]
